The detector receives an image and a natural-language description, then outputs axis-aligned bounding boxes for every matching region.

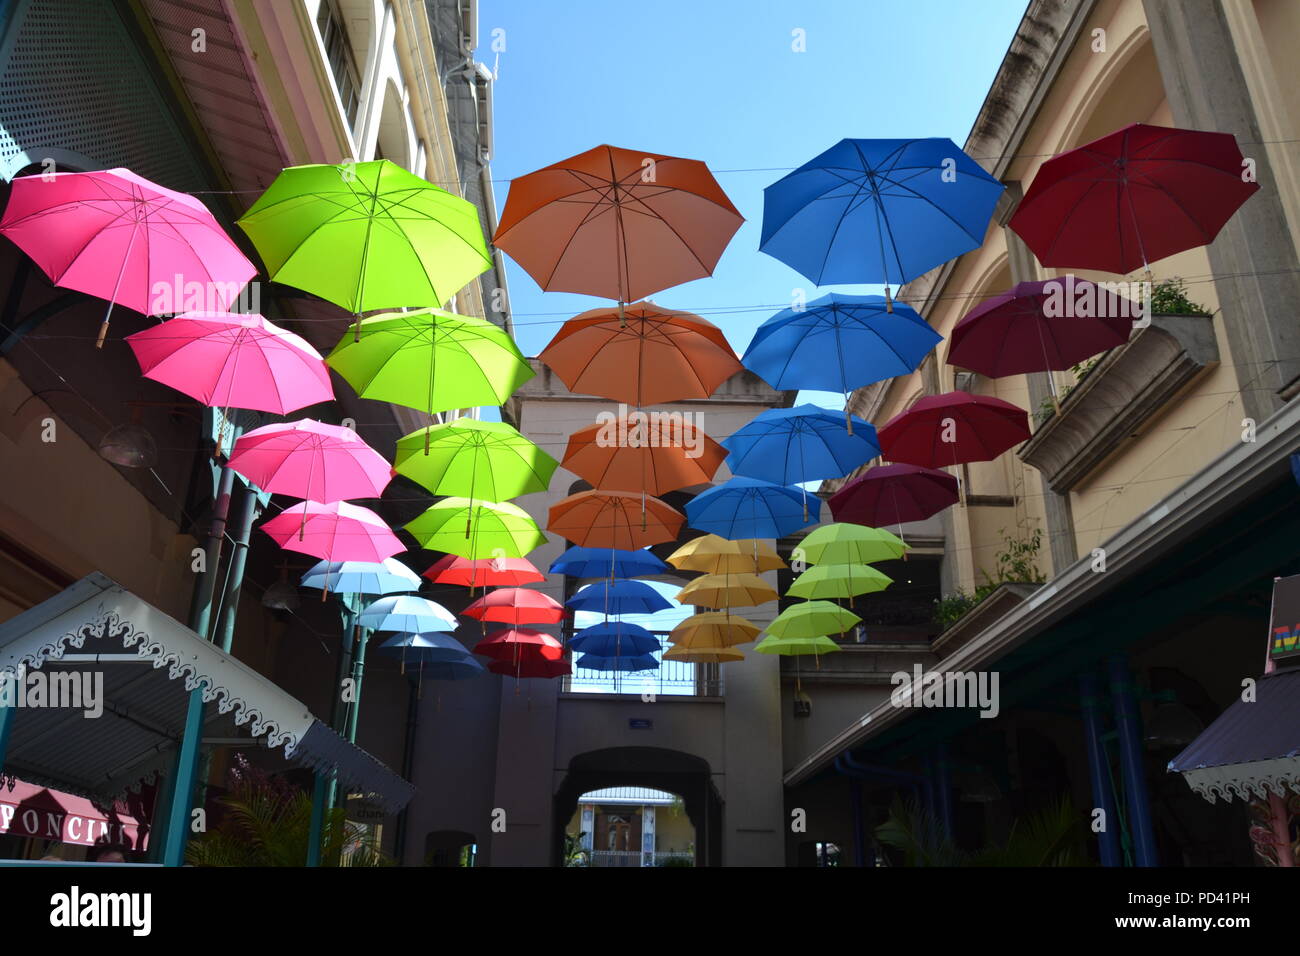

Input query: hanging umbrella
[666,535,786,574]
[463,587,564,626]
[685,477,817,540]
[877,391,1030,469]
[423,555,544,588]
[767,601,861,639]
[566,579,672,615]
[237,160,491,338]
[575,652,659,673]
[404,499,546,559]
[126,312,334,414]
[669,612,759,648]
[393,418,557,497]
[486,655,571,680]
[404,656,485,682]
[476,628,569,680]
[798,524,908,566]
[359,594,457,632]
[261,501,404,562]
[754,633,842,656]
[663,645,744,664]
[326,309,533,421]
[569,621,661,656]
[721,405,881,486]
[562,416,726,495]
[493,144,743,309]
[228,419,392,502]
[742,293,941,402]
[1008,124,1259,277]
[548,546,668,579]
[547,491,684,549]
[376,633,472,676]
[301,558,421,596]
[828,463,958,528]
[675,572,778,609]
[0,168,256,347]
[538,304,742,406]
[788,564,893,600]
[760,138,1004,308]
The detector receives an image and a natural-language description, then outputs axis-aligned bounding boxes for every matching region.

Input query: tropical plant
[1149,277,1211,316]
[933,527,1045,630]
[563,831,590,867]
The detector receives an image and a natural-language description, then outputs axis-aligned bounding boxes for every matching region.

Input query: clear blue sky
[476,0,1028,384]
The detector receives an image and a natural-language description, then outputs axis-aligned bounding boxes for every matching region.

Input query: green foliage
[655,853,695,867]
[1149,277,1211,316]
[933,527,1045,630]
[563,831,590,867]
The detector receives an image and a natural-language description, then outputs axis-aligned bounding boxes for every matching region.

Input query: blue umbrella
[359,595,457,632]
[569,621,661,656]
[377,631,468,662]
[742,293,941,397]
[566,579,673,615]
[548,545,668,578]
[575,652,660,673]
[301,558,422,596]
[760,138,1004,305]
[722,405,881,486]
[685,476,818,539]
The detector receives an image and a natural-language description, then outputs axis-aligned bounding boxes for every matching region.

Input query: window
[317,0,362,129]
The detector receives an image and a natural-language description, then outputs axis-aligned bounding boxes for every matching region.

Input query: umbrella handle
[95,308,114,349]
[884,284,893,314]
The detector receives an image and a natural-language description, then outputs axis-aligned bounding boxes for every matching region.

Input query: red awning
[0,779,147,849]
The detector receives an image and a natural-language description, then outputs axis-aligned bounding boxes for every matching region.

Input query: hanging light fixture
[97,423,157,468]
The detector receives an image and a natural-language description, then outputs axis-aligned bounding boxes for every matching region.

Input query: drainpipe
[1108,656,1158,866]
[345,627,372,744]
[1079,671,1121,867]
[214,484,262,653]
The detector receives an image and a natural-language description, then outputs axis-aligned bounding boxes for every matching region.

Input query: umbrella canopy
[463,587,564,625]
[760,138,1003,295]
[539,304,742,407]
[393,419,557,499]
[566,579,673,615]
[666,535,786,574]
[562,417,726,495]
[261,501,404,562]
[754,634,842,657]
[575,652,660,673]
[722,405,881,484]
[663,645,745,664]
[569,621,661,656]
[675,572,778,609]
[0,168,256,346]
[126,312,334,414]
[301,558,421,596]
[767,601,861,639]
[547,491,685,550]
[423,555,543,588]
[404,499,546,559]
[377,632,469,663]
[685,477,818,540]
[947,277,1135,377]
[474,628,565,660]
[669,612,759,648]
[1008,124,1259,275]
[359,595,457,632]
[788,564,893,600]
[548,546,668,579]
[877,391,1030,468]
[237,159,491,315]
[828,463,959,527]
[228,419,391,502]
[404,656,486,681]
[326,309,533,417]
[493,144,743,303]
[742,294,941,395]
[798,524,908,565]
[486,655,571,680]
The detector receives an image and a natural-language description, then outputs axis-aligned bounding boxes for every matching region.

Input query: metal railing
[563,636,722,697]
[588,850,695,868]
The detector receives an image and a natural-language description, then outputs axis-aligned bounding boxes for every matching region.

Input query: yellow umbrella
[669,612,759,648]
[667,534,786,574]
[676,572,778,609]
[664,645,745,664]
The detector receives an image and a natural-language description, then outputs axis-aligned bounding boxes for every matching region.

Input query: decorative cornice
[1179,757,1300,804]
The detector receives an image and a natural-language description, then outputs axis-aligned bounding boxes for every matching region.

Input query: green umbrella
[797,523,908,566]
[788,564,893,600]
[327,310,533,423]
[394,419,558,500]
[754,633,842,656]
[404,498,546,559]
[237,160,491,337]
[766,600,861,639]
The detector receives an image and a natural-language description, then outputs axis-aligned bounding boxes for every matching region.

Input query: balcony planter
[932,582,1042,660]
[1018,313,1219,493]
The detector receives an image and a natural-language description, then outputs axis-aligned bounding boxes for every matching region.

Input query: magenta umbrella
[829,464,959,531]
[0,168,256,347]
[261,501,405,562]
[228,419,392,502]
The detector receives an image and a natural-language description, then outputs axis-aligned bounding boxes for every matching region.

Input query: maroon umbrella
[947,277,1135,378]
[878,391,1030,469]
[1008,123,1259,276]
[830,463,959,527]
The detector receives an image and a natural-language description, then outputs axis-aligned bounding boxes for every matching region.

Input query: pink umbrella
[228,419,392,502]
[261,501,405,562]
[0,168,256,347]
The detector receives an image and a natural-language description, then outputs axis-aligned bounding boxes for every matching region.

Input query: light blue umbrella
[566,579,673,616]
[722,404,880,485]
[377,631,468,662]
[359,595,456,632]
[301,558,421,596]
[569,621,661,656]
[685,476,818,540]
[549,545,668,579]
[575,652,660,673]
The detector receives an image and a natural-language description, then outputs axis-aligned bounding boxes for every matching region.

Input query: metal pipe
[1079,671,1121,867]
[1108,656,1158,866]
[345,628,372,743]
[214,485,261,654]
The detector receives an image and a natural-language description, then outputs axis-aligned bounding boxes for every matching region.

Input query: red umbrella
[476,628,570,680]
[1008,123,1259,275]
[486,655,571,680]
[830,463,959,527]
[423,555,543,588]
[878,391,1030,469]
[947,277,1135,378]
[463,587,564,626]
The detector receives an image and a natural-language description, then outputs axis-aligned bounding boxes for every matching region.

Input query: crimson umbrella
[423,555,543,589]
[475,628,570,681]
[463,587,564,626]
[878,391,1030,471]
[1008,123,1259,276]
[830,463,959,527]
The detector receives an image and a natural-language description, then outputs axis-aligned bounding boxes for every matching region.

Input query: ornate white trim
[1179,758,1300,804]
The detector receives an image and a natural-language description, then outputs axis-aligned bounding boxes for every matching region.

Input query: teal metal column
[324,599,357,816]
[161,683,206,867]
[214,485,263,654]
[345,628,372,743]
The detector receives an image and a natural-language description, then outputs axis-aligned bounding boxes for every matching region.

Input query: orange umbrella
[493,144,743,308]
[547,490,684,549]
[539,303,742,406]
[562,416,726,495]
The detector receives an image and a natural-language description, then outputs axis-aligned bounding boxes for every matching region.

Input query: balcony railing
[563,635,722,697]
[588,850,695,868]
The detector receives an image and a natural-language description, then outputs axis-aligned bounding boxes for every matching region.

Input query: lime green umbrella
[754,633,841,656]
[394,419,557,500]
[788,564,893,600]
[797,523,908,566]
[327,310,533,421]
[237,161,491,333]
[766,600,861,639]
[404,498,545,559]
